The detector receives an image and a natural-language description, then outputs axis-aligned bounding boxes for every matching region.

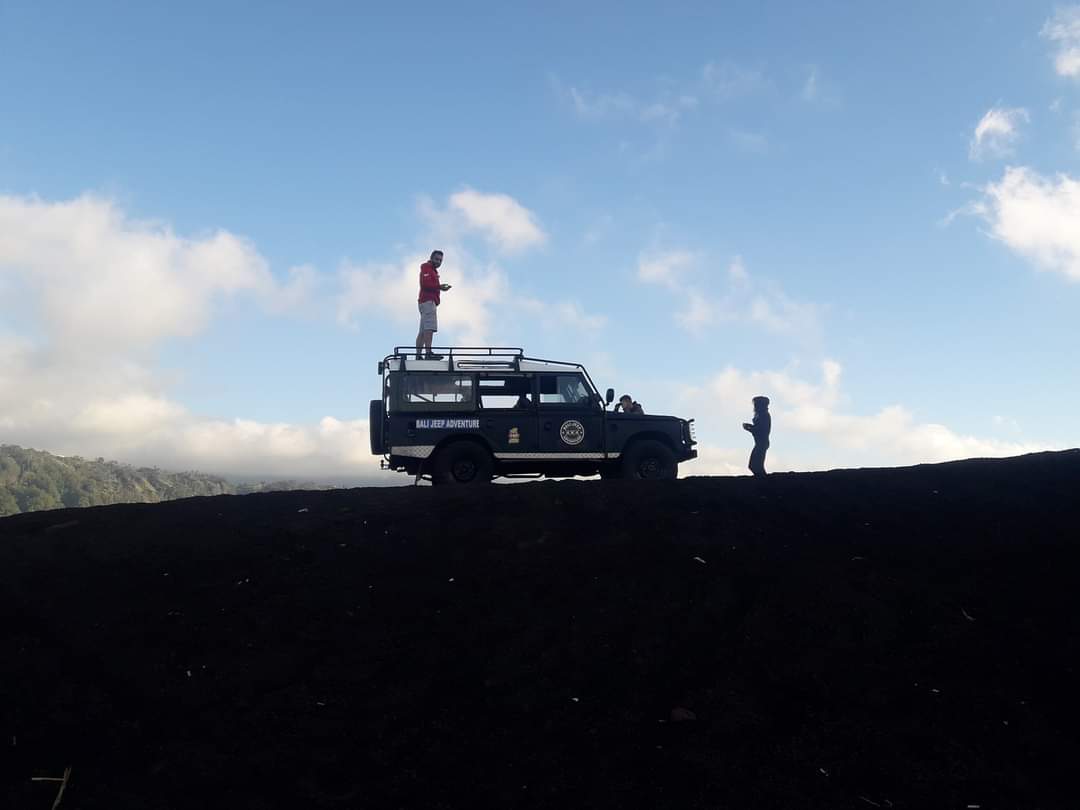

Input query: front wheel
[621,440,678,480]
[431,441,493,486]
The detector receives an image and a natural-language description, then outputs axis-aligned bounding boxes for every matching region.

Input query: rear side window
[477,375,534,410]
[394,374,474,411]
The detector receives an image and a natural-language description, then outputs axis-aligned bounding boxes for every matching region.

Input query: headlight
[684,420,697,444]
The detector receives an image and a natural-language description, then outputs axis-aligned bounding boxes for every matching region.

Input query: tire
[431,441,493,486]
[621,439,678,480]
[369,400,386,454]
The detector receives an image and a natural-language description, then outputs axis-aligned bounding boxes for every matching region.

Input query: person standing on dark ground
[742,396,771,477]
[416,250,451,359]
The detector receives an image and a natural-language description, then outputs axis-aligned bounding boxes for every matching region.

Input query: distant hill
[0,444,332,516]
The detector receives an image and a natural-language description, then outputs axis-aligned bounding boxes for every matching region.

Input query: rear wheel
[431,441,493,486]
[621,440,678,480]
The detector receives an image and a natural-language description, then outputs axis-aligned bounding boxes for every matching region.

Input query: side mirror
[377,361,385,375]
[605,388,615,404]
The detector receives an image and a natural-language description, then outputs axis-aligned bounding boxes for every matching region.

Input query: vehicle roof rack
[379,346,599,390]
[390,346,524,360]
[382,346,525,374]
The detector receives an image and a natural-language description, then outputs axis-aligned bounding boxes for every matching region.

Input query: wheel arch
[620,430,677,454]
[430,433,495,460]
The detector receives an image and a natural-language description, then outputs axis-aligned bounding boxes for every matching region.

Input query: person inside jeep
[615,394,644,414]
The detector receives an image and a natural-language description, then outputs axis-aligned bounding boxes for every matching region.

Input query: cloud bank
[0,193,377,481]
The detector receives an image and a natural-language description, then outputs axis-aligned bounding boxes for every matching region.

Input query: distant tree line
[0,444,330,517]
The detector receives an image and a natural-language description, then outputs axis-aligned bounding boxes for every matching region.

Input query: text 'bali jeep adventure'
[369,347,697,485]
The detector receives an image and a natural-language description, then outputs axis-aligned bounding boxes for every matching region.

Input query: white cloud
[448,188,546,254]
[337,253,509,346]
[0,192,386,481]
[978,166,1080,281]
[0,194,309,352]
[337,191,602,346]
[519,298,608,332]
[555,61,765,133]
[701,61,769,99]
[639,253,822,340]
[38,387,377,479]
[569,86,636,117]
[565,85,696,127]
[337,187,553,343]
[1042,6,1080,78]
[636,250,698,289]
[678,360,1053,473]
[675,293,714,334]
[748,290,819,336]
[969,107,1029,160]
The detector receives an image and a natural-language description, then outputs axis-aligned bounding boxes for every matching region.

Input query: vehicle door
[475,374,538,457]
[537,373,605,456]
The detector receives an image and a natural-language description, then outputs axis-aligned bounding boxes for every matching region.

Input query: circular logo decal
[559,419,585,446]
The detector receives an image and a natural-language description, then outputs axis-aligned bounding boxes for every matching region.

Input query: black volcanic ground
[3,451,1080,809]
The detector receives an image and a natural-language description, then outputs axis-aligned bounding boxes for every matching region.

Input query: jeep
[369,347,697,484]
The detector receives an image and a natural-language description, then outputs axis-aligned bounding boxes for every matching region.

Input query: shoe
[424,352,444,360]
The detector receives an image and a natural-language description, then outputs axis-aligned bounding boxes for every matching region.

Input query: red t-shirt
[418,261,441,305]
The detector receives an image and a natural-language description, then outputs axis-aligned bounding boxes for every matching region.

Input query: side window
[477,376,534,410]
[396,374,474,410]
[539,374,592,406]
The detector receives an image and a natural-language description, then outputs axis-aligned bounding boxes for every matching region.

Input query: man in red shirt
[416,250,451,359]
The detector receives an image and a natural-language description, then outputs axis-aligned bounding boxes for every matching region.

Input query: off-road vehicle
[369,347,696,484]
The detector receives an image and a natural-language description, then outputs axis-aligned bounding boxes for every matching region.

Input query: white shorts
[418,300,438,332]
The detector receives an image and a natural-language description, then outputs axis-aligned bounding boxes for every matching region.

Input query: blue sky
[2,1,1078,480]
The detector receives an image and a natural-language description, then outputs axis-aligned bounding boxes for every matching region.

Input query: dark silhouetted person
[742,395,771,477]
[416,250,452,360]
[615,394,643,414]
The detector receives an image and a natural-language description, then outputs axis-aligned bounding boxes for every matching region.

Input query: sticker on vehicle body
[508,427,521,444]
[415,418,481,429]
[559,419,585,445]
